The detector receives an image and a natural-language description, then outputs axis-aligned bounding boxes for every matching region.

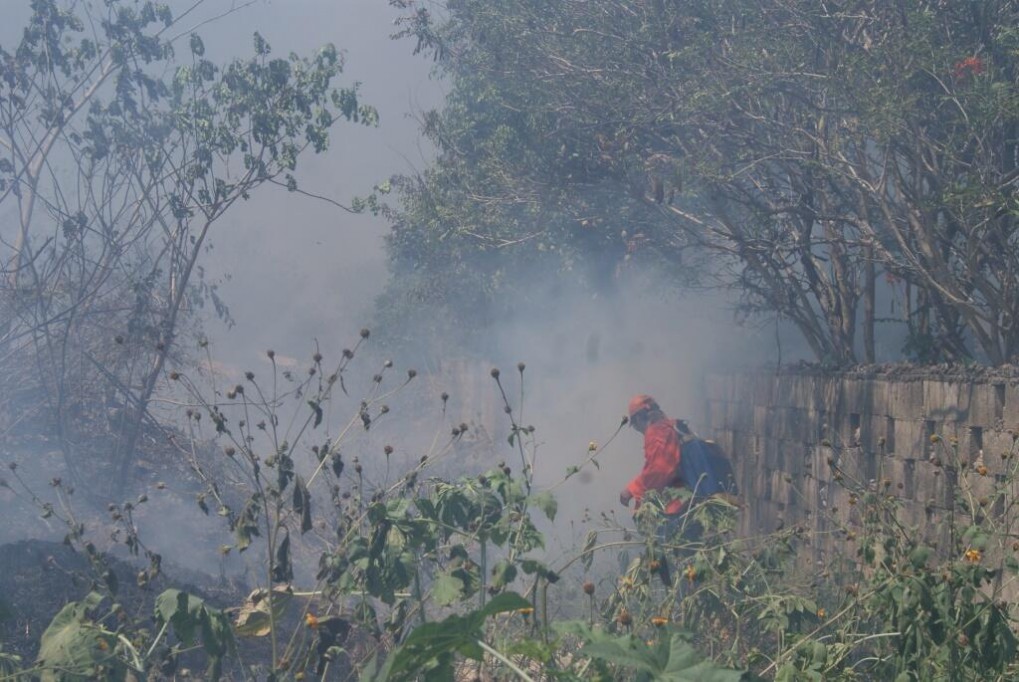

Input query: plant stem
[476,639,535,682]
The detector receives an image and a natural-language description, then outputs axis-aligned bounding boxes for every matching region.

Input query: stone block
[1003,383,1019,432]
[812,444,836,482]
[962,470,996,506]
[815,376,840,413]
[772,406,810,442]
[914,461,953,509]
[893,419,926,459]
[896,458,918,500]
[890,380,924,420]
[897,499,926,529]
[761,437,783,471]
[727,400,754,429]
[967,383,1003,427]
[923,379,964,421]
[865,414,890,452]
[867,379,891,417]
[838,379,865,414]
[770,469,791,506]
[980,430,1014,476]
[788,375,816,410]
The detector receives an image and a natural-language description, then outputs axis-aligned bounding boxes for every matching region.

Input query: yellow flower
[305,613,319,629]
[817,608,826,620]
[976,464,988,476]
[684,565,697,582]
[517,607,534,617]
[964,548,982,563]
[650,616,669,627]
[96,638,109,651]
[930,434,942,444]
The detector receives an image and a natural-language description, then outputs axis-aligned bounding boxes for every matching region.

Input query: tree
[0,0,377,494]
[389,0,1019,365]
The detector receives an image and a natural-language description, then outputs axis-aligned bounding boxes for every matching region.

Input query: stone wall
[702,367,1019,561]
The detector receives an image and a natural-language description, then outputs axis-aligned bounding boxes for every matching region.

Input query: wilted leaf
[231,586,294,637]
[293,475,313,533]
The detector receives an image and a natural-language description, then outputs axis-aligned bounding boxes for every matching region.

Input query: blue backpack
[674,421,738,502]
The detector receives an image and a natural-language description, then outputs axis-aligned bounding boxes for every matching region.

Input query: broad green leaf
[430,572,464,606]
[37,593,127,682]
[530,490,558,521]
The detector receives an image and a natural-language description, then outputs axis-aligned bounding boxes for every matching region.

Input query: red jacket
[626,418,684,515]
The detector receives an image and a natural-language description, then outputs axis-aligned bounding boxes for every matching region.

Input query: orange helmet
[627,394,658,419]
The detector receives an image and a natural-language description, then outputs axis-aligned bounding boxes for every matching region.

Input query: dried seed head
[360,328,370,339]
[380,404,389,414]
[224,446,236,457]
[407,369,417,379]
[342,348,354,359]
[267,349,275,359]
[441,392,449,403]
[245,371,255,381]
[583,581,595,595]
[373,374,383,383]
[313,352,323,363]
[169,371,180,381]
[383,445,393,456]
[517,362,526,373]
[384,359,393,368]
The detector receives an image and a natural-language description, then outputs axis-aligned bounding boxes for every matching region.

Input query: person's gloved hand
[619,489,633,507]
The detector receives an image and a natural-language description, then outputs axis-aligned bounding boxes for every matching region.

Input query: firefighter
[618,394,686,516]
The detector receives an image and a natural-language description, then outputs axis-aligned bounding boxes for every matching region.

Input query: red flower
[953,56,984,79]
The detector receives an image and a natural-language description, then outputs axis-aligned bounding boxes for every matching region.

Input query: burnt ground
[0,539,251,670]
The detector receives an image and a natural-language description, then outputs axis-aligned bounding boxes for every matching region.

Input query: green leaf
[37,593,127,681]
[430,572,465,607]
[529,490,558,521]
[555,622,746,681]
[155,589,234,680]
[381,592,530,681]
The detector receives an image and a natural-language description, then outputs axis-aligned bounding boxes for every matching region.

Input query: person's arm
[622,425,680,506]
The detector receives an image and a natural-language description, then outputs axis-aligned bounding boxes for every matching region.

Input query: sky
[192,0,446,361]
